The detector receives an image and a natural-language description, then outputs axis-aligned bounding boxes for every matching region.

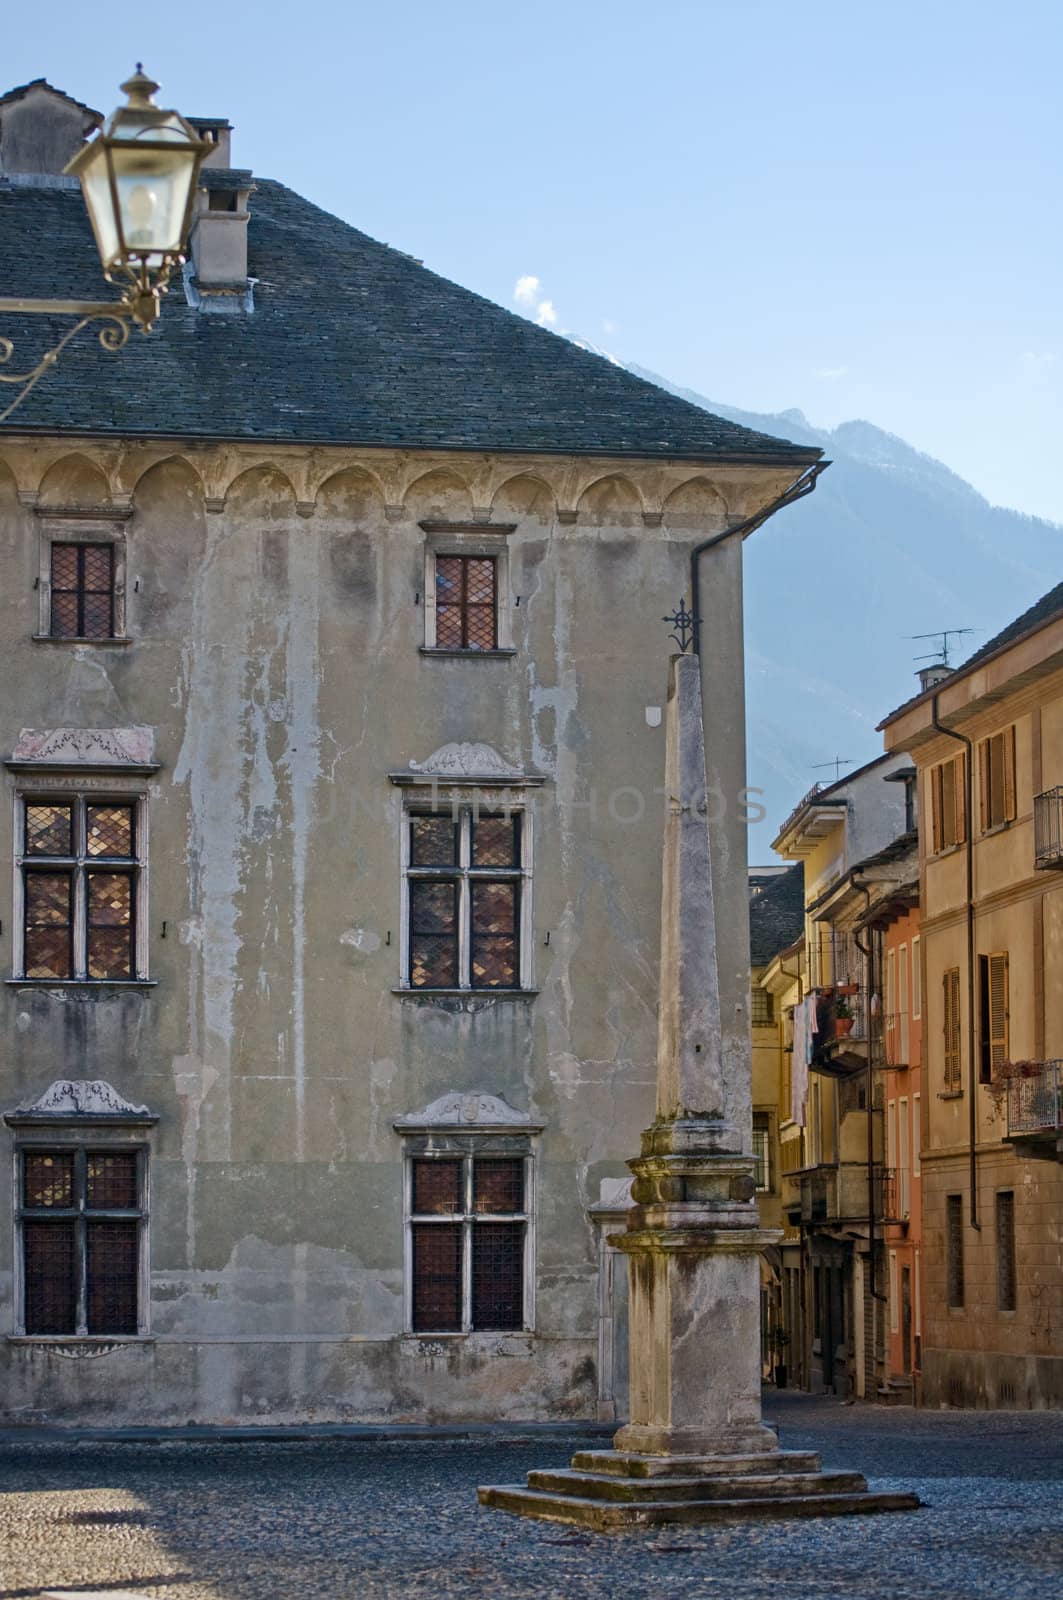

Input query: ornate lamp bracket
[0,298,146,425]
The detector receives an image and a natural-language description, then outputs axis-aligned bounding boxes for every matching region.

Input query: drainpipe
[689,461,828,656]
[775,953,806,1385]
[931,696,981,1231]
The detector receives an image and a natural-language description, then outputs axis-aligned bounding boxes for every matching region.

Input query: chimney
[917,663,952,693]
[184,116,255,313]
[0,79,101,179]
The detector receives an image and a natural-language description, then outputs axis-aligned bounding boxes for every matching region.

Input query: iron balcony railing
[1006,1060,1063,1138]
[874,1165,904,1224]
[1034,788,1063,870]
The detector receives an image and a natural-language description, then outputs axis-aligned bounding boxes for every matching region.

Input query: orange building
[879,900,923,1398]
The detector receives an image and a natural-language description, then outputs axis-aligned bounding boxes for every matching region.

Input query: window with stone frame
[408,1152,529,1333]
[49,542,117,639]
[17,1147,146,1336]
[405,806,525,990]
[17,795,143,981]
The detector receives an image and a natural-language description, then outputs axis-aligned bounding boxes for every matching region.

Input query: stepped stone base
[478,1448,921,1530]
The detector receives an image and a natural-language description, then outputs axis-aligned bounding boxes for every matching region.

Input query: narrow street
[0,1395,1059,1600]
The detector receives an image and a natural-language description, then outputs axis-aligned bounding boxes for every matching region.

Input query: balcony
[794,1163,899,1226]
[812,988,869,1075]
[1034,788,1063,869]
[1006,1061,1062,1157]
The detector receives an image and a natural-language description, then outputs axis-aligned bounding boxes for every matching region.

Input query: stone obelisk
[479,655,919,1526]
[611,651,778,1459]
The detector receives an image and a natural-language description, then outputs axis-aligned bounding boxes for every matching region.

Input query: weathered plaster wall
[0,440,800,1423]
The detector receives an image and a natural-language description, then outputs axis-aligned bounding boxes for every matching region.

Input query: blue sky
[7,0,1062,522]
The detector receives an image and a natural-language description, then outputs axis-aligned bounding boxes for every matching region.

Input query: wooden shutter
[979,739,991,833]
[943,967,961,1090]
[953,755,967,844]
[930,766,943,852]
[988,952,1009,1073]
[1003,726,1016,822]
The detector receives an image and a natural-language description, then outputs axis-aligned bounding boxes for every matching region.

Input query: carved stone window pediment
[5,1078,158,1127]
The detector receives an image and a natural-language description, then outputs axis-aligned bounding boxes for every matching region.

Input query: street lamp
[0,67,209,421]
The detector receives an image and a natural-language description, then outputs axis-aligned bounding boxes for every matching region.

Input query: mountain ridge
[623,362,1061,847]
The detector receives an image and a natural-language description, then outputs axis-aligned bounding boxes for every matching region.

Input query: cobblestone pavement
[0,1394,1060,1600]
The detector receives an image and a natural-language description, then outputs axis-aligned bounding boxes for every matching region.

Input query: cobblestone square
[0,1395,1060,1600]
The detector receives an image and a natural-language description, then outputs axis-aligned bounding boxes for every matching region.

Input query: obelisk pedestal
[479,656,919,1527]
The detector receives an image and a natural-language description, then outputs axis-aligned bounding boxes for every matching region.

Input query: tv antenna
[812,757,854,783]
[908,628,976,668]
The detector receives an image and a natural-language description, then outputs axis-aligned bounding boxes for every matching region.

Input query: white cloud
[513,274,561,331]
[513,275,541,308]
[813,365,849,380]
[1022,350,1056,369]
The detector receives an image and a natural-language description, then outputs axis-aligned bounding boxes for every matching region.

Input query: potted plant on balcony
[984,1058,1041,1116]
[834,995,855,1038]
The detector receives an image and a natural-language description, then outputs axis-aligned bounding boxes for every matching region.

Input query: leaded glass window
[434,555,497,650]
[405,808,524,990]
[18,797,142,980]
[50,542,116,639]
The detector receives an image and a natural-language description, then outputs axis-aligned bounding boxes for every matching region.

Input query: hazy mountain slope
[629,366,1062,849]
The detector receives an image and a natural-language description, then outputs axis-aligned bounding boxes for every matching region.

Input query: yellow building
[756,754,912,1397]
[749,864,804,1385]
[881,583,1063,1409]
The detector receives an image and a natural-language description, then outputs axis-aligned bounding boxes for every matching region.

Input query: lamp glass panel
[110,146,198,263]
[78,147,121,270]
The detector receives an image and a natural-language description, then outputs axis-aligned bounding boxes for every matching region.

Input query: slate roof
[0,175,823,462]
[749,863,805,967]
[0,80,101,120]
[879,579,1063,727]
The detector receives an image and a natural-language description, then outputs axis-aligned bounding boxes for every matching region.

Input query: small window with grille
[17,1147,145,1336]
[422,534,513,654]
[752,1112,773,1192]
[434,554,497,650]
[751,986,774,1026]
[407,1152,529,1333]
[995,1190,1016,1312]
[16,794,144,981]
[404,806,527,990]
[49,542,117,639]
[946,1193,965,1309]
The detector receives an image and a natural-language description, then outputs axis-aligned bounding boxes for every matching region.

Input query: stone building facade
[0,81,821,1424]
